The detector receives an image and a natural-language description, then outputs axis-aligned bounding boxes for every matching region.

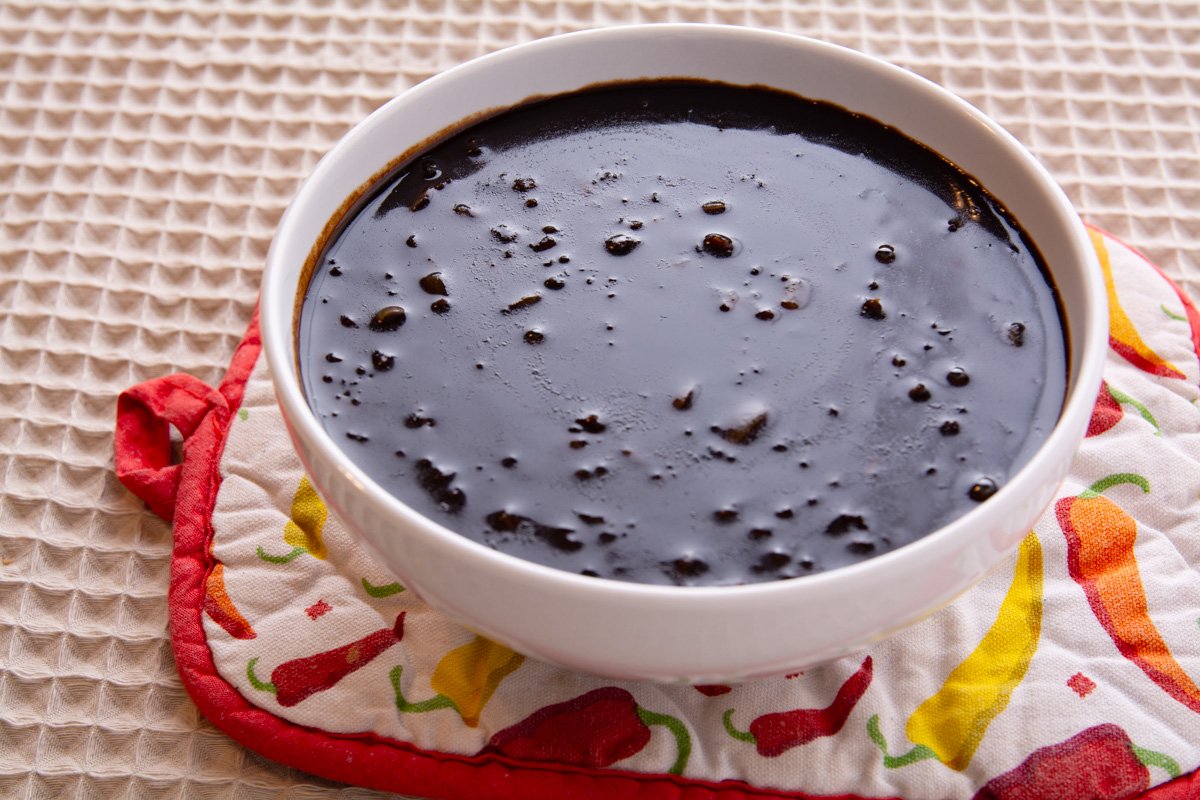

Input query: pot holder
[114,226,1200,800]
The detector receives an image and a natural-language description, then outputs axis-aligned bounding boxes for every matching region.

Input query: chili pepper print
[389,635,524,727]
[869,533,1042,771]
[1058,473,1200,713]
[693,684,732,696]
[258,475,328,563]
[479,687,692,775]
[1087,381,1123,437]
[972,723,1179,800]
[723,656,871,757]
[203,562,255,639]
[1091,228,1186,380]
[246,612,404,706]
[1087,381,1160,438]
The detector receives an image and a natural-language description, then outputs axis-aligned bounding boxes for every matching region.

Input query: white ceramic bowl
[262,24,1106,682]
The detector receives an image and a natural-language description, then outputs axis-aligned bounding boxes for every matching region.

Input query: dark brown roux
[298,80,1066,586]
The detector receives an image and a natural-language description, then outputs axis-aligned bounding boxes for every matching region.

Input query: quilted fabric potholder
[114,227,1200,800]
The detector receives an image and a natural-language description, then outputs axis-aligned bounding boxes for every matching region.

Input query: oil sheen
[298,80,1067,586]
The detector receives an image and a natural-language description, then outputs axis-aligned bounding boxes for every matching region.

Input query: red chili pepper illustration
[203,562,255,639]
[1086,381,1159,438]
[1087,381,1123,437]
[1057,474,1200,714]
[479,686,692,775]
[693,684,732,696]
[246,612,404,707]
[723,656,872,757]
[972,723,1178,800]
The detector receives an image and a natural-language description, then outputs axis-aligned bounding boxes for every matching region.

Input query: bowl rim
[262,23,1107,605]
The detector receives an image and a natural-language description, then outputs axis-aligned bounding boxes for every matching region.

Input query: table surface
[1,1,1198,797]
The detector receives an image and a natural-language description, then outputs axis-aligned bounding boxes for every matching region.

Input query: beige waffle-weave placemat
[2,2,1199,798]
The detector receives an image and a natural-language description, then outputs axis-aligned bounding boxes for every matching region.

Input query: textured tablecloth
[2,1,1198,798]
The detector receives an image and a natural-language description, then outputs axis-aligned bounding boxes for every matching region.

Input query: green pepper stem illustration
[390,665,458,713]
[866,714,938,768]
[722,709,757,743]
[1161,303,1187,322]
[256,545,307,563]
[362,578,406,597]
[246,656,277,693]
[1131,743,1181,778]
[636,706,691,775]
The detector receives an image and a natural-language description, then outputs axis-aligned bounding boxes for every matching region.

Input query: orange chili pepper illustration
[1057,473,1200,714]
[203,562,256,639]
[1091,228,1186,380]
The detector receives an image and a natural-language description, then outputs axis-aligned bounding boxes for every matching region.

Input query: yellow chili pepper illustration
[392,635,525,727]
[869,532,1043,771]
[258,475,329,563]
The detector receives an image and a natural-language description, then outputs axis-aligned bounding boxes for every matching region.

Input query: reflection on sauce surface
[299,80,1066,586]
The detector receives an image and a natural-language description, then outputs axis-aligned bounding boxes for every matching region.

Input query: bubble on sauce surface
[672,387,696,410]
[701,233,735,257]
[908,383,932,403]
[485,510,582,552]
[491,225,519,243]
[503,294,542,314]
[860,298,885,320]
[825,514,868,536]
[414,458,466,513]
[371,351,395,371]
[369,306,407,332]
[419,272,448,295]
[574,414,606,434]
[969,477,999,502]
[712,411,768,445]
[666,556,710,583]
[947,367,970,386]
[604,234,640,256]
[1007,322,1026,346]
[753,551,791,573]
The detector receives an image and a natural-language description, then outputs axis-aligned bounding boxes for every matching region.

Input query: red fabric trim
[117,267,1198,798]
[1142,770,1200,799]
[115,372,229,520]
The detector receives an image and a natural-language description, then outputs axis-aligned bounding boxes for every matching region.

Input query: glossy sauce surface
[299,81,1066,586]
